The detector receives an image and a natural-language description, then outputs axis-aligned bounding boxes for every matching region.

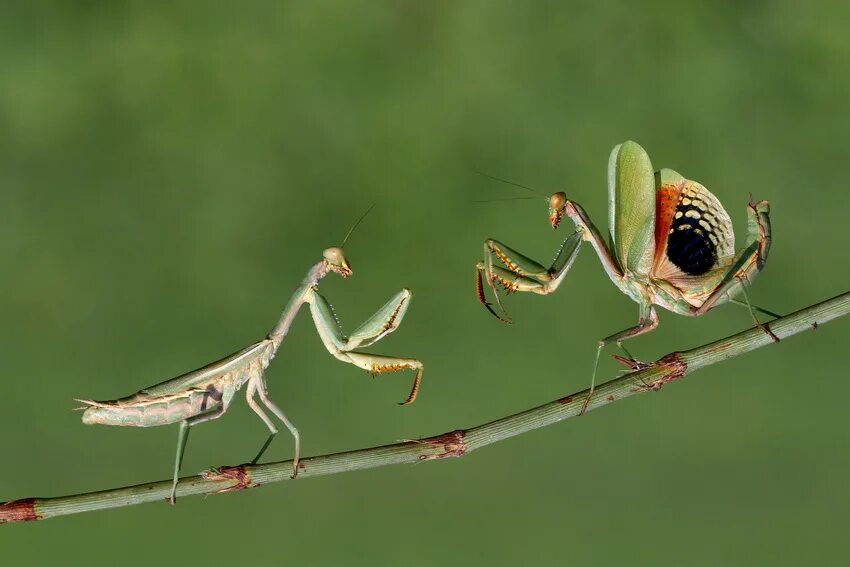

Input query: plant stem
[2,291,848,525]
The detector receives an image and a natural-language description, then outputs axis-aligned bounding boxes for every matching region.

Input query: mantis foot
[612,354,650,371]
[579,393,592,416]
[757,322,780,343]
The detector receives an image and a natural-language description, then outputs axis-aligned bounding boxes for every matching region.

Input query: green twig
[2,292,848,525]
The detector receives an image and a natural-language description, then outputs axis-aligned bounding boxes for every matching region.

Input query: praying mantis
[77,214,424,504]
[476,140,774,411]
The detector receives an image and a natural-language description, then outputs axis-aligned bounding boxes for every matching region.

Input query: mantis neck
[566,200,624,282]
[268,260,328,351]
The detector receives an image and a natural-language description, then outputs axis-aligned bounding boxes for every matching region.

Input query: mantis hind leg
[691,198,773,335]
[171,421,190,505]
[255,379,301,478]
[582,304,659,416]
[170,405,225,504]
[735,282,780,342]
[729,298,782,319]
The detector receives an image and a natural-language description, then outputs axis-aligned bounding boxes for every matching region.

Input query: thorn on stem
[417,430,467,461]
[202,465,253,493]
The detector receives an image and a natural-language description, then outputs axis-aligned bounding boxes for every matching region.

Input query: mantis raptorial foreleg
[308,288,424,405]
[476,229,584,322]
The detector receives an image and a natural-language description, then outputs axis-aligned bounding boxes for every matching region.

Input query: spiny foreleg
[308,288,424,405]
[475,230,583,322]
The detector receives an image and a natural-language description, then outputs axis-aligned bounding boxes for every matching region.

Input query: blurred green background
[2,1,849,564]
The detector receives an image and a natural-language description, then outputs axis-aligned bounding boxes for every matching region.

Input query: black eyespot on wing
[666,207,718,276]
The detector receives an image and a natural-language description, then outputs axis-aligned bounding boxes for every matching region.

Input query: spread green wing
[607,141,656,276]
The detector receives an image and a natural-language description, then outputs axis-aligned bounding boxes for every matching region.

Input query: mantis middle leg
[582,302,659,415]
[308,288,424,405]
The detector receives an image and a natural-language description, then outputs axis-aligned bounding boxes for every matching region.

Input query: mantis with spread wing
[78,211,423,503]
[476,141,774,411]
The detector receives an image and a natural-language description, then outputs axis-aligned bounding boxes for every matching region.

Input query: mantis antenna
[341,203,376,248]
[474,170,547,198]
[472,196,541,203]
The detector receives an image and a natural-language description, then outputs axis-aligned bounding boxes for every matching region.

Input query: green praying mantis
[77,213,424,504]
[476,140,775,411]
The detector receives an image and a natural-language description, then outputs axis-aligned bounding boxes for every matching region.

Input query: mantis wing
[607,141,656,276]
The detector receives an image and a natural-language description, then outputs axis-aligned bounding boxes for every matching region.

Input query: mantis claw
[579,392,592,416]
[475,267,513,323]
[398,368,423,406]
[482,300,513,324]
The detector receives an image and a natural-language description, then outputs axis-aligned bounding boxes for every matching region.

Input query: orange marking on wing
[653,184,683,270]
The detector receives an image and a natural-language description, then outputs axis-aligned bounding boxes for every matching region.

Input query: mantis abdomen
[80,386,225,427]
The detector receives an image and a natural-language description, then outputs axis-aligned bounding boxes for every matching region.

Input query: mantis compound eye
[548,192,567,229]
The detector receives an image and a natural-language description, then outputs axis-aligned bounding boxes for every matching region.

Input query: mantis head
[323,247,352,278]
[322,203,374,279]
[548,192,567,229]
